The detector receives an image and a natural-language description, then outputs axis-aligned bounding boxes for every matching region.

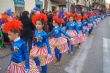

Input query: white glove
[26,69,30,73]
[48,54,52,58]
[70,38,74,41]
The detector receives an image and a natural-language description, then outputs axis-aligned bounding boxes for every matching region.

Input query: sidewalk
[0,45,11,58]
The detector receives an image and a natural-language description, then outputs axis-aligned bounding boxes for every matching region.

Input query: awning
[35,0,43,5]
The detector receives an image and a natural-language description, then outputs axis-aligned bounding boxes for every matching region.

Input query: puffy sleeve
[59,27,71,38]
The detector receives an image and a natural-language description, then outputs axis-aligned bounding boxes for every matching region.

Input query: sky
[105,0,110,4]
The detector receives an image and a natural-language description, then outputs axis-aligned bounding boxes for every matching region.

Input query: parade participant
[75,14,86,44]
[87,12,94,35]
[2,20,39,73]
[48,9,74,65]
[65,13,78,54]
[82,13,89,34]
[30,13,53,73]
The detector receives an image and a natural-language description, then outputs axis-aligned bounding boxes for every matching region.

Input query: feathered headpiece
[67,13,75,19]
[88,12,94,17]
[2,20,22,33]
[83,15,88,20]
[32,13,48,25]
[53,9,65,24]
[1,13,8,20]
[75,14,82,21]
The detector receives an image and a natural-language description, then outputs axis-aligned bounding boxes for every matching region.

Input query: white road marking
[0,67,1,70]
[103,38,110,73]
[65,36,94,73]
[107,17,110,26]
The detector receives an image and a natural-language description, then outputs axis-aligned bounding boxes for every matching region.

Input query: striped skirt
[49,37,68,54]
[66,30,80,45]
[7,59,40,73]
[66,30,77,37]
[30,46,54,66]
[71,36,80,45]
[78,34,87,43]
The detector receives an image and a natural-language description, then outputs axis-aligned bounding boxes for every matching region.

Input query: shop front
[13,0,25,12]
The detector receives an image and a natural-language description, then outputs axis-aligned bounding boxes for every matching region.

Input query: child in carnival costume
[30,13,54,73]
[2,20,39,73]
[87,12,94,35]
[82,13,89,34]
[65,13,78,54]
[92,12,97,27]
[75,14,87,44]
[48,9,74,65]
[92,12,96,26]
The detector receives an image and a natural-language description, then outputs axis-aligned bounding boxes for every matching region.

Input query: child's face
[69,17,73,22]
[8,31,19,41]
[77,19,81,22]
[35,21,43,30]
[53,20,57,26]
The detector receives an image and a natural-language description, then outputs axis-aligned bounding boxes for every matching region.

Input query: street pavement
[0,17,110,73]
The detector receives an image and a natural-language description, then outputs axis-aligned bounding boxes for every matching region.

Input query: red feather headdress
[67,13,75,19]
[53,14,64,24]
[2,20,22,33]
[1,13,9,20]
[83,15,88,20]
[32,14,48,25]
[75,14,82,21]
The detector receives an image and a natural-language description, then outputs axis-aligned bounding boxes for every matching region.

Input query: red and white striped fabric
[7,59,40,73]
[46,54,55,64]
[30,46,48,57]
[30,46,54,65]
[66,30,77,37]
[29,59,40,73]
[78,34,87,43]
[49,37,68,54]
[7,62,26,73]
[71,36,80,45]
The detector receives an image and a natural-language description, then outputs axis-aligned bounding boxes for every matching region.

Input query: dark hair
[11,30,21,36]
[36,20,45,25]
[22,11,29,17]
